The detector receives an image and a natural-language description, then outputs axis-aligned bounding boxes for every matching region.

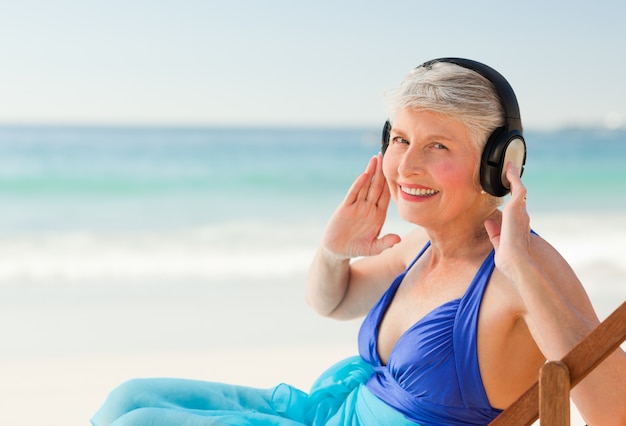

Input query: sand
[1,344,357,426]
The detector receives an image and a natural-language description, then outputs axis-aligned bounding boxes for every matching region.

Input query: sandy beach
[0,344,359,426]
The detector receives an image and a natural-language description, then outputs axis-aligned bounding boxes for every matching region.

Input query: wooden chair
[489,300,626,426]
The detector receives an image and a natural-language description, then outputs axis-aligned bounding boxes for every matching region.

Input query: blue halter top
[357,242,503,425]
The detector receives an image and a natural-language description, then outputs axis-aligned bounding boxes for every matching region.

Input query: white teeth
[401,186,438,196]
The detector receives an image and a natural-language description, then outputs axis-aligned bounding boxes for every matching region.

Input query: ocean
[0,125,625,359]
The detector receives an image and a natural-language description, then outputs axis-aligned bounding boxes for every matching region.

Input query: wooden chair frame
[489,300,626,425]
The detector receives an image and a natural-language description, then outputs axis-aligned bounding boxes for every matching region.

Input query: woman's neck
[425,208,500,260]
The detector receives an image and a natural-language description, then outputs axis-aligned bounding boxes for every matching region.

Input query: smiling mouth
[400,186,439,196]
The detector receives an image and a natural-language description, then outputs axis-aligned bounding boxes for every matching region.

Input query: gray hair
[385,61,505,150]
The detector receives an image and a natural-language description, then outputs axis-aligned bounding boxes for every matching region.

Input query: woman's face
[382,108,483,228]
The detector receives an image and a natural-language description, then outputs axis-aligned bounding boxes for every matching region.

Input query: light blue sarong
[91,356,419,425]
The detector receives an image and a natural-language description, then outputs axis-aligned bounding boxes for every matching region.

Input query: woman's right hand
[321,153,401,260]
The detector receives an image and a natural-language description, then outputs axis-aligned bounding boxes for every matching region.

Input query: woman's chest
[376,266,474,365]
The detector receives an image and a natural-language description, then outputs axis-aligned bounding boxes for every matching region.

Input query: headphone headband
[420,57,522,131]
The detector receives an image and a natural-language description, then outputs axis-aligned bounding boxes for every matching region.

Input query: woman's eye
[392,136,409,145]
[433,142,447,150]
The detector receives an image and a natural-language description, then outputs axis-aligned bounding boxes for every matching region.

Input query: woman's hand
[484,162,532,278]
[322,153,401,260]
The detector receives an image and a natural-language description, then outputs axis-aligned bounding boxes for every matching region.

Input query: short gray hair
[385,61,505,150]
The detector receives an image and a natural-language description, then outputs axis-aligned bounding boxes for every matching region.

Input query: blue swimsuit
[92,243,502,425]
[359,242,502,425]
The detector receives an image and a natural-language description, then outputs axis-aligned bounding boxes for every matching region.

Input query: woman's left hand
[484,162,532,277]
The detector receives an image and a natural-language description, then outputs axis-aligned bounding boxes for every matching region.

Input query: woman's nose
[397,147,425,177]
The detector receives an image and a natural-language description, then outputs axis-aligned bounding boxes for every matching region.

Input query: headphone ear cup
[500,137,526,189]
[381,120,391,154]
[480,129,526,196]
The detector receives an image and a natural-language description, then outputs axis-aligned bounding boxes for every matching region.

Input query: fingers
[506,162,528,209]
[483,217,502,250]
[366,153,388,205]
[344,154,388,206]
[503,161,531,241]
[377,178,392,210]
[342,156,376,205]
[378,233,402,252]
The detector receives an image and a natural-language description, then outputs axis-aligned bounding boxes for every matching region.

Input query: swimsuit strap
[453,250,496,408]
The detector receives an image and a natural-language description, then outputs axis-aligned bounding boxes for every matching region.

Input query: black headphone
[381,57,526,197]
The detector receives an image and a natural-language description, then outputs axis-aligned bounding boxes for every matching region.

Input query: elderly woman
[92,58,626,426]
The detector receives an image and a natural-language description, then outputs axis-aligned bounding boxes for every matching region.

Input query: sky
[0,0,625,130]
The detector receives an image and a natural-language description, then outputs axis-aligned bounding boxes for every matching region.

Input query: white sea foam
[0,220,323,284]
[1,211,624,290]
[531,212,626,275]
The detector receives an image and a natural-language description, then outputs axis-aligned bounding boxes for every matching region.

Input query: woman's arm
[485,163,626,425]
[306,154,405,320]
[516,242,625,425]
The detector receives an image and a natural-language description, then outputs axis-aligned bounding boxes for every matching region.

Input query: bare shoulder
[394,226,430,265]
[342,226,429,316]
[483,232,596,321]
[353,226,428,272]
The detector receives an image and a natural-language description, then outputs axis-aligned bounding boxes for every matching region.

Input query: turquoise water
[524,128,626,210]
[0,126,380,232]
[1,125,625,233]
